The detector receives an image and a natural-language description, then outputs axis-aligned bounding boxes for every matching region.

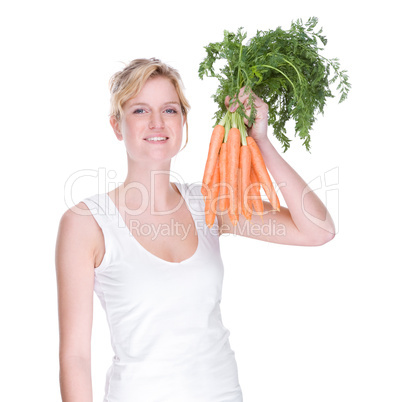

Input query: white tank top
[81,181,243,402]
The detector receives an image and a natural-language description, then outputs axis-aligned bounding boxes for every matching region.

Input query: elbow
[307,230,336,246]
[301,214,337,246]
[319,232,336,246]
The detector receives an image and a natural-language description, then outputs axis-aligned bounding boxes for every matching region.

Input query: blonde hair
[109,58,190,150]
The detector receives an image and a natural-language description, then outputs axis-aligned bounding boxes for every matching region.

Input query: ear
[110,115,123,141]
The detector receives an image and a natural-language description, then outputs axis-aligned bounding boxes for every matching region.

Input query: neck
[117,154,179,213]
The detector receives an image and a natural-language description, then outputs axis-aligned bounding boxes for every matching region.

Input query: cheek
[121,120,145,140]
[173,123,185,144]
[121,126,145,153]
[176,116,185,134]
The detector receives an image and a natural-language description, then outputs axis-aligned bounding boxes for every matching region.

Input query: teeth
[146,137,168,141]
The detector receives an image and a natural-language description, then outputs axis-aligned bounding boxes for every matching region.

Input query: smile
[144,137,169,142]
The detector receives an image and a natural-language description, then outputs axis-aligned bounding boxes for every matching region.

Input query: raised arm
[217,90,336,246]
[55,204,101,401]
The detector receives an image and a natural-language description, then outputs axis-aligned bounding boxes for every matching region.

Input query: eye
[133,108,145,114]
[165,108,178,114]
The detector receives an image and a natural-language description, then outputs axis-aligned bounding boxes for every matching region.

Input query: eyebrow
[127,101,181,108]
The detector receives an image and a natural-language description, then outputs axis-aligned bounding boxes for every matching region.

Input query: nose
[148,112,164,129]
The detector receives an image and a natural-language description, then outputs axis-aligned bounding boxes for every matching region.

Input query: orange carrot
[218,142,229,212]
[201,184,208,198]
[249,166,264,219]
[250,166,261,191]
[237,166,242,220]
[246,136,280,211]
[205,156,220,228]
[245,183,253,219]
[227,127,241,225]
[201,124,225,196]
[239,144,252,220]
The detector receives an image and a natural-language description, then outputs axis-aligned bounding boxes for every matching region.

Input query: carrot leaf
[198,17,351,152]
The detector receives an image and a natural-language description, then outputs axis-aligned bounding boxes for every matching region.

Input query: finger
[237,87,267,110]
[236,87,251,105]
[227,88,267,114]
[244,103,262,122]
[227,87,253,109]
[225,95,240,112]
[245,96,269,119]
[243,107,252,127]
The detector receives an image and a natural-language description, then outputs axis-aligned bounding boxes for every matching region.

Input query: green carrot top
[198,17,351,152]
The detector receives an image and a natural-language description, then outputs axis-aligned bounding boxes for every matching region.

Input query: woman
[55,58,335,402]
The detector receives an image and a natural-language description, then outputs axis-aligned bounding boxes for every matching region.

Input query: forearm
[257,138,335,243]
[59,356,93,402]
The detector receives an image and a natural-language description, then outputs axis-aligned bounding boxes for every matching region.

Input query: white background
[1,0,401,401]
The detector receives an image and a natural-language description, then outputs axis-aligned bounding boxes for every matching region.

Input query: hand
[225,87,270,144]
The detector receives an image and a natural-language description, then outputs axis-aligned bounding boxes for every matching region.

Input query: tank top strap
[80,193,116,225]
[173,181,220,240]
[80,193,115,272]
[80,183,220,271]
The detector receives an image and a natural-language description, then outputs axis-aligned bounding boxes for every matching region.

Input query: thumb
[225,95,239,112]
[224,95,230,109]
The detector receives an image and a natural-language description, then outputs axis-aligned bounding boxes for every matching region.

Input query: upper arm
[216,200,330,246]
[55,203,100,361]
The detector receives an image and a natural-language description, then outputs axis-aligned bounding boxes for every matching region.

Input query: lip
[144,136,169,144]
[144,135,169,140]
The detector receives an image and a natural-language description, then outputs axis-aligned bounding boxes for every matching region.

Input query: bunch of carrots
[202,111,280,228]
[200,19,350,228]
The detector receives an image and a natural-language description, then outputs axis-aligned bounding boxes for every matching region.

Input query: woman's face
[111,76,186,164]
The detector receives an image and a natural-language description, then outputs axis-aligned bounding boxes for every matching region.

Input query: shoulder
[56,203,101,360]
[174,181,204,198]
[174,181,225,235]
[58,201,98,235]
[174,181,205,211]
[56,201,104,268]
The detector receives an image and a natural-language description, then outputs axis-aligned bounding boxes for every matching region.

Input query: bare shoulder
[56,202,105,270]
[56,202,103,362]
